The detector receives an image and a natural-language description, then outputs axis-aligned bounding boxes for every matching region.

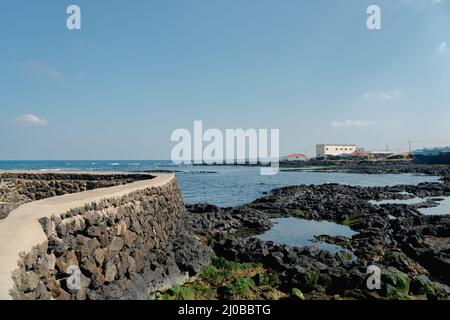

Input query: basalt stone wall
[9,178,211,300]
[0,203,19,220]
[0,173,154,219]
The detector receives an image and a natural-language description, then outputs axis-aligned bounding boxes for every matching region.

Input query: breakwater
[0,172,210,300]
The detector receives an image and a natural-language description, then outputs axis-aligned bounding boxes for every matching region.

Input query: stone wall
[0,172,154,220]
[0,203,19,220]
[1,173,210,300]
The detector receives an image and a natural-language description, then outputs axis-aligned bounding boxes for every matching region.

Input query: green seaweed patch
[341,215,364,229]
[198,256,262,288]
[285,209,310,218]
[158,255,287,300]
[200,265,230,287]
[291,270,320,291]
[336,250,353,263]
[211,256,261,272]
[253,272,282,287]
[291,288,305,300]
[410,276,448,299]
[206,237,216,247]
[161,283,216,300]
[381,267,411,299]
[223,277,257,299]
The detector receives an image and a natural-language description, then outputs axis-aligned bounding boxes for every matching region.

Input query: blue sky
[0,0,449,160]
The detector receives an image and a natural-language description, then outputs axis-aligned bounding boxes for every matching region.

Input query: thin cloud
[14,114,48,127]
[437,41,448,54]
[401,0,446,7]
[332,120,399,128]
[363,90,400,100]
[22,61,63,80]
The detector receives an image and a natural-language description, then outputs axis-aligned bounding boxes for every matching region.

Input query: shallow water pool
[256,217,358,254]
[419,197,450,215]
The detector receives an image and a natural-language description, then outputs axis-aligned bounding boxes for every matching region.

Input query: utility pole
[408,140,411,154]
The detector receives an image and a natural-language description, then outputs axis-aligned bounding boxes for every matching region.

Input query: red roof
[351,151,367,156]
[288,154,305,157]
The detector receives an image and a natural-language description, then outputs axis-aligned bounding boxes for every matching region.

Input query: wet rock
[175,239,211,275]
[186,203,272,237]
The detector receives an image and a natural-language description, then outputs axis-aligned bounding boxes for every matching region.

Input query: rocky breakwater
[0,172,210,300]
[0,171,154,220]
[337,162,450,176]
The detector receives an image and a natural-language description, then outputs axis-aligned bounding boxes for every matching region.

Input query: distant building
[412,147,450,164]
[316,144,357,158]
[411,147,450,156]
[350,148,369,158]
[369,151,394,157]
[387,152,412,160]
[287,153,306,161]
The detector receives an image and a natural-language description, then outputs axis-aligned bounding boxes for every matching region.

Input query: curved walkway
[0,172,175,300]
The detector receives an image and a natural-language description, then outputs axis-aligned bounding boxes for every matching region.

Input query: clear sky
[0,0,449,160]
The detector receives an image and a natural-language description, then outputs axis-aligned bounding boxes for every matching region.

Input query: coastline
[0,163,449,300]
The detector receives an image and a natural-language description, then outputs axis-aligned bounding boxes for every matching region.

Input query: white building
[316,144,357,158]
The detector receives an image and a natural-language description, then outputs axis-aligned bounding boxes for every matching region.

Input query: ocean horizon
[0,160,439,207]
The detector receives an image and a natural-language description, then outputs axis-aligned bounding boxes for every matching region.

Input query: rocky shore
[280,160,450,177]
[175,165,450,300]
